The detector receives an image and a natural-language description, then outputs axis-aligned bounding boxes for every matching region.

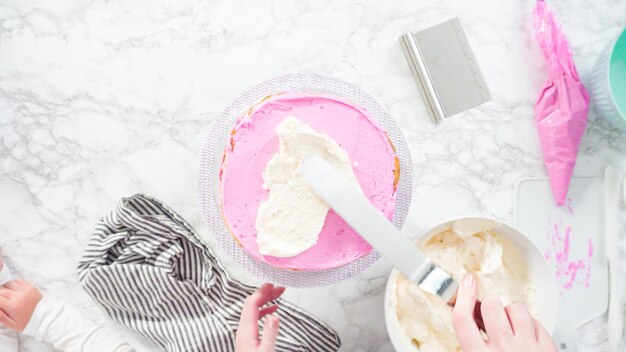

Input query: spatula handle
[301,156,458,301]
[605,166,622,352]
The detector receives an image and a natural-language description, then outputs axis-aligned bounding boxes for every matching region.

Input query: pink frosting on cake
[219,91,399,270]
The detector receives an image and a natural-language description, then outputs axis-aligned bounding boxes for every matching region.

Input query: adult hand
[0,279,43,332]
[235,283,285,352]
[452,274,557,352]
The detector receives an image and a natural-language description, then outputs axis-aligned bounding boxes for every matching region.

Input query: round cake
[219,91,400,270]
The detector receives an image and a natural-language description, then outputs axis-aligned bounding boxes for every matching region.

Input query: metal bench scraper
[400,18,491,124]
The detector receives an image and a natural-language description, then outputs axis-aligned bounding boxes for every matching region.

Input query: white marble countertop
[1,0,625,351]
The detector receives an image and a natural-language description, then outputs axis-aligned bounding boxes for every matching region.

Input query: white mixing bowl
[384,217,559,351]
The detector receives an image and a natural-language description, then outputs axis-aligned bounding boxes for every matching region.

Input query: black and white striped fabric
[77,194,341,352]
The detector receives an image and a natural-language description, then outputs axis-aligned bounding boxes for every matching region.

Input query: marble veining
[0,0,625,351]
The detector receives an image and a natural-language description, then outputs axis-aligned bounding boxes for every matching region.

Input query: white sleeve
[22,297,135,352]
[0,328,18,351]
[0,264,18,351]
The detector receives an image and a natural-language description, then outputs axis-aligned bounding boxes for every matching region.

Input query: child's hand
[235,283,285,352]
[452,274,557,352]
[0,279,43,332]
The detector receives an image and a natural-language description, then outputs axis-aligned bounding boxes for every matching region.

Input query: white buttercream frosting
[255,116,360,257]
[395,220,536,351]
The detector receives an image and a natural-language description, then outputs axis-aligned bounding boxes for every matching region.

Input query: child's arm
[0,260,18,351]
[22,294,135,352]
[0,328,18,351]
[0,280,135,352]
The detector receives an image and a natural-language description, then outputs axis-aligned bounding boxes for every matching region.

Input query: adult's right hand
[452,274,557,352]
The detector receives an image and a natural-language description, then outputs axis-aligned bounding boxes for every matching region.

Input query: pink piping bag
[533,0,590,206]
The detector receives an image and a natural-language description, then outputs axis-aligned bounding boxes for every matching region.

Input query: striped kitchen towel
[77,194,341,352]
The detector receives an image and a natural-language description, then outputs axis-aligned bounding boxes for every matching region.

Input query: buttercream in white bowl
[384,217,558,352]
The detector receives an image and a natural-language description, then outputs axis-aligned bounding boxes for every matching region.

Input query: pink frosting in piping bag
[219,92,399,270]
[533,0,590,206]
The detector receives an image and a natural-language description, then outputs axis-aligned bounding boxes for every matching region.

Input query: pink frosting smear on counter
[219,91,399,270]
[544,200,594,291]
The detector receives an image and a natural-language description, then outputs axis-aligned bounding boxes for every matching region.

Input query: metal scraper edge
[400,18,491,124]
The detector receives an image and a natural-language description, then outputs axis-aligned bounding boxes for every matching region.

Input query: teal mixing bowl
[591,27,626,131]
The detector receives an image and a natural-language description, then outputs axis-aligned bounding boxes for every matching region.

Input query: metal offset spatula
[301,156,459,304]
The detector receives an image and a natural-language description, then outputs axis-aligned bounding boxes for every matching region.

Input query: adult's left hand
[235,283,285,352]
